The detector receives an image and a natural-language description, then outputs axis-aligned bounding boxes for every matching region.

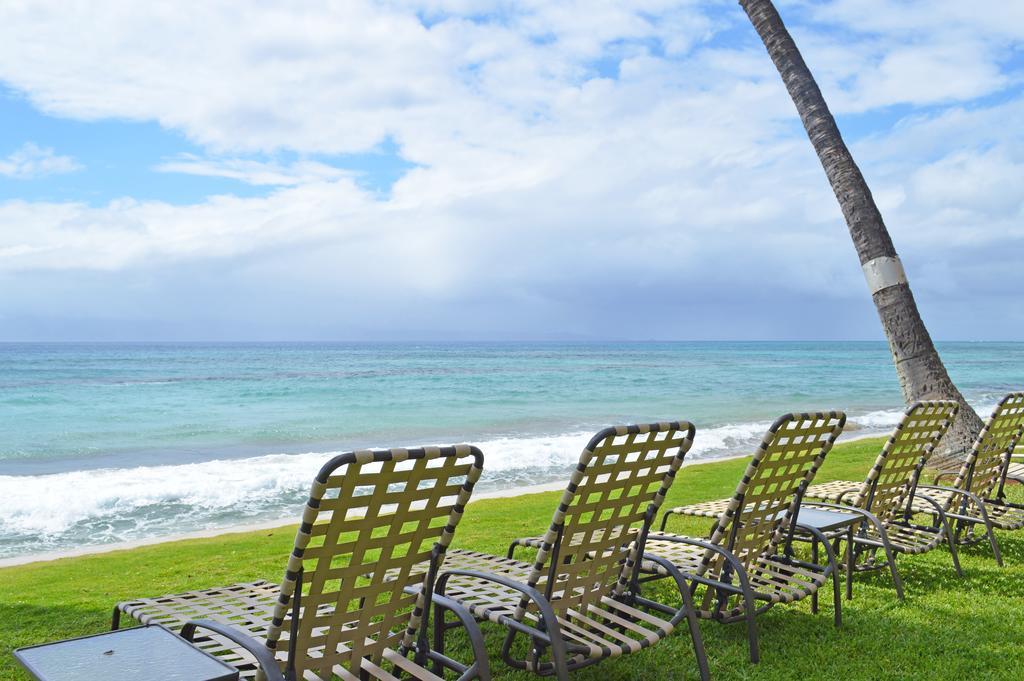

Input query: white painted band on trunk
[862,256,907,294]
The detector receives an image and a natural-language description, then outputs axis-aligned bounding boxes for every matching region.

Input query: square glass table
[791,504,863,605]
[15,625,239,681]
[793,506,861,533]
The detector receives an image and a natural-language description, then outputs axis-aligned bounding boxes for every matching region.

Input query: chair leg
[984,520,1004,567]
[548,637,572,681]
[970,501,1005,566]
[810,539,819,614]
[845,527,854,601]
[938,513,963,577]
[881,543,905,601]
[745,599,760,664]
[832,568,842,628]
[432,601,447,676]
[817,533,842,627]
[679,578,711,681]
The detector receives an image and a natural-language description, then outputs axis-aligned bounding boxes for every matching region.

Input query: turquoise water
[0,341,1021,559]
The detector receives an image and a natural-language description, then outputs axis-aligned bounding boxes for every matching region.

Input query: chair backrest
[264,445,483,681]
[702,412,845,573]
[950,393,1024,501]
[852,401,959,518]
[517,421,694,620]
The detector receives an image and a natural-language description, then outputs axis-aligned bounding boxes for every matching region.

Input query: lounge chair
[113,445,490,681]
[913,393,1024,565]
[432,422,710,681]
[649,412,847,663]
[800,401,962,596]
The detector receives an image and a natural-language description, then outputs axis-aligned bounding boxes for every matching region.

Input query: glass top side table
[793,506,862,533]
[15,625,240,681]
[791,504,863,609]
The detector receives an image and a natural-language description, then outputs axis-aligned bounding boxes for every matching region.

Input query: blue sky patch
[0,89,419,206]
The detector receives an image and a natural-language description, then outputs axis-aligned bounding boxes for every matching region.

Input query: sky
[0,0,1021,342]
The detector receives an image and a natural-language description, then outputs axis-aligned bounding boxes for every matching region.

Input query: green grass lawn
[3,436,1023,680]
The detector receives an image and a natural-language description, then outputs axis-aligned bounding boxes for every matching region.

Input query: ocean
[1,341,1021,560]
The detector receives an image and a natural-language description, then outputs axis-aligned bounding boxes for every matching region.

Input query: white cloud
[800,0,1024,41]
[0,142,80,179]
[154,155,355,186]
[781,0,1021,113]
[0,1,1020,338]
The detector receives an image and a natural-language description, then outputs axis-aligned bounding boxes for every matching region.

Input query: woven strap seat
[439,549,676,663]
[505,524,632,557]
[642,535,826,614]
[436,549,534,619]
[911,489,1024,531]
[740,557,826,605]
[907,487,958,512]
[804,480,861,504]
[806,481,946,557]
[643,535,827,602]
[854,522,944,555]
[118,581,279,679]
[671,491,945,559]
[117,579,449,681]
[664,497,732,520]
[115,445,488,681]
[980,503,1024,530]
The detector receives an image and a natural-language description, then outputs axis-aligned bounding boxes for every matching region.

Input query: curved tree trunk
[738,0,983,465]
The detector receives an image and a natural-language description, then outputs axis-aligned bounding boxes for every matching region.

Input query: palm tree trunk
[738,0,983,465]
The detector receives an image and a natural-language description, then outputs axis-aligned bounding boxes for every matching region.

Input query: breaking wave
[0,408,966,559]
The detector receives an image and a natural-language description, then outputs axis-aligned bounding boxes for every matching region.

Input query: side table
[14,624,239,681]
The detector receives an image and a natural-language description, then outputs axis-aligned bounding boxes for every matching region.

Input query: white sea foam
[0,452,320,537]
[0,432,598,548]
[0,423,766,552]
[849,408,905,429]
[688,420,772,459]
[0,405,990,558]
[851,400,999,432]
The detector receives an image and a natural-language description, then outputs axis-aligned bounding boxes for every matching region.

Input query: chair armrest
[835,488,858,505]
[646,533,756,597]
[637,552,710,628]
[506,536,543,559]
[428,592,492,681]
[181,619,284,681]
[435,569,563,645]
[659,501,730,531]
[659,507,683,531]
[395,584,493,681]
[902,491,948,517]
[915,484,998,524]
[916,484,983,505]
